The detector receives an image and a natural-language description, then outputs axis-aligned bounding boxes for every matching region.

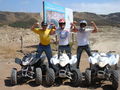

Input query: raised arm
[31,22,40,34]
[91,21,98,33]
[70,21,78,32]
[49,24,56,35]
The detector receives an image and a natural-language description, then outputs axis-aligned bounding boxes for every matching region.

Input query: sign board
[43,1,73,30]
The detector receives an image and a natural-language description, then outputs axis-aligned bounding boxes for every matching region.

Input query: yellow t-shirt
[32,28,51,45]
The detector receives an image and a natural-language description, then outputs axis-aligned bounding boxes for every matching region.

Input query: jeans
[77,44,92,68]
[36,44,52,67]
[58,44,71,59]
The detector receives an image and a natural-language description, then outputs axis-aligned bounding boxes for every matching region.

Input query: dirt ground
[0,26,120,90]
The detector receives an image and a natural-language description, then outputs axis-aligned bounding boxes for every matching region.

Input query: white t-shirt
[77,28,93,46]
[56,28,70,45]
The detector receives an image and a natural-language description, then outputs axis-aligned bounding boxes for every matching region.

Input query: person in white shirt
[56,19,71,59]
[71,20,98,69]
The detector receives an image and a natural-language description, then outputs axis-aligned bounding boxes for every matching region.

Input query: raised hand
[49,23,56,30]
[91,21,96,26]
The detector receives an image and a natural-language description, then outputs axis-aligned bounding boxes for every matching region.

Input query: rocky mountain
[0,11,120,28]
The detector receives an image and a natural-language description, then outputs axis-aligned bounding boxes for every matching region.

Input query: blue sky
[0,0,120,14]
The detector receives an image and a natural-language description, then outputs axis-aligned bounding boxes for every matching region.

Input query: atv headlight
[22,57,33,66]
[22,58,30,66]
[59,59,68,67]
[98,56,108,68]
[58,54,69,67]
[98,61,106,68]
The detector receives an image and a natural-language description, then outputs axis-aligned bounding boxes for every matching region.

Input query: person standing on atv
[71,20,98,69]
[31,21,55,67]
[56,19,71,59]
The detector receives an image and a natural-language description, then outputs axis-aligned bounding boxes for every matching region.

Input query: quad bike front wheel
[11,68,17,85]
[35,68,42,85]
[71,69,82,87]
[111,70,119,90]
[85,69,91,86]
[45,68,55,87]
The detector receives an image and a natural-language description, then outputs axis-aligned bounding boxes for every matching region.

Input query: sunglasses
[80,23,86,27]
[59,23,66,25]
[41,24,48,27]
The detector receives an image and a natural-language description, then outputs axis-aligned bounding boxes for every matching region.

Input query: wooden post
[20,36,23,53]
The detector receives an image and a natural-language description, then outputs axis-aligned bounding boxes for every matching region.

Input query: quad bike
[47,53,82,87]
[10,51,54,86]
[84,50,120,90]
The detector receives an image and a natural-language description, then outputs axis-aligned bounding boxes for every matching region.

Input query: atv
[47,53,82,87]
[10,51,49,85]
[85,50,119,90]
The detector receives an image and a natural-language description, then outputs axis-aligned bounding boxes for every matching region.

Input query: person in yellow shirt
[31,21,55,67]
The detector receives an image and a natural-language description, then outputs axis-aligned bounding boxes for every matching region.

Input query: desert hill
[0,11,120,28]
